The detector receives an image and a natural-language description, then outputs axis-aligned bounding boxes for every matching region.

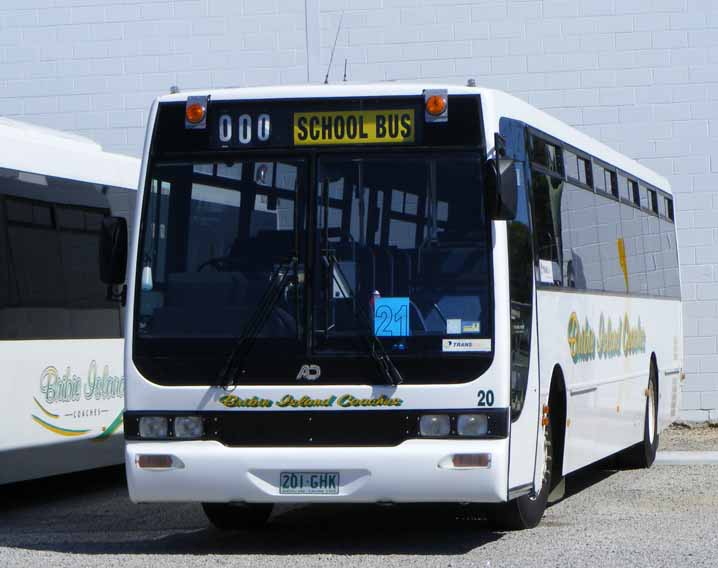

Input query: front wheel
[202,502,273,531]
[484,416,553,530]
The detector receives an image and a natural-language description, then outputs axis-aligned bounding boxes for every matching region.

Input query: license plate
[279,471,339,495]
[293,109,415,146]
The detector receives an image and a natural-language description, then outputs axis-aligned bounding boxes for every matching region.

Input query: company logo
[567,312,646,364]
[31,361,124,440]
[217,393,404,409]
[296,364,321,381]
[39,361,124,404]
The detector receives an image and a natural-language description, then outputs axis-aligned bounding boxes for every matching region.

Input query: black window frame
[527,128,679,300]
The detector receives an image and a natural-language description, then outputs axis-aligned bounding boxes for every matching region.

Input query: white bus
[0,118,139,484]
[116,84,683,530]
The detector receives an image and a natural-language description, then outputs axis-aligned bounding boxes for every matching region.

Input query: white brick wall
[2,0,718,421]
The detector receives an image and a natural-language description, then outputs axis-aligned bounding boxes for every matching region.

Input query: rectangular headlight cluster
[418,413,490,438]
[138,415,204,440]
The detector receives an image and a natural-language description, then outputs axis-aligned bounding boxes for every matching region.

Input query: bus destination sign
[209,106,416,148]
[160,96,482,155]
[293,109,415,146]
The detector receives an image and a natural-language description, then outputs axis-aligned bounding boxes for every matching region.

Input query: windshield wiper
[218,257,297,387]
[323,254,403,386]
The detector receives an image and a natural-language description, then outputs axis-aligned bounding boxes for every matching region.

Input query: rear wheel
[485,416,553,530]
[202,502,273,531]
[617,363,659,469]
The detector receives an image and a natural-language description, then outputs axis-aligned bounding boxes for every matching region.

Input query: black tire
[617,363,659,469]
[484,416,553,531]
[202,502,273,531]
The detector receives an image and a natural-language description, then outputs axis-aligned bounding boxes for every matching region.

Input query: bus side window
[508,169,532,420]
[530,172,564,286]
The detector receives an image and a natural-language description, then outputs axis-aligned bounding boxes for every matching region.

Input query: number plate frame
[279,471,340,495]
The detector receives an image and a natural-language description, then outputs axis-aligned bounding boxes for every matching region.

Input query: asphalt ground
[1,432,717,568]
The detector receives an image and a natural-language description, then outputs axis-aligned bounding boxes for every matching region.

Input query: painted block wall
[1,0,717,420]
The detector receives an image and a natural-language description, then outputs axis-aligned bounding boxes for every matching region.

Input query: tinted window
[315,156,491,345]
[660,218,681,298]
[531,170,605,291]
[508,165,532,420]
[648,189,659,214]
[531,137,562,173]
[138,159,305,339]
[563,183,604,290]
[531,171,564,285]
[643,211,664,295]
[630,180,640,206]
[619,203,648,294]
[595,195,625,293]
[593,164,606,193]
[618,174,631,201]
[0,168,134,340]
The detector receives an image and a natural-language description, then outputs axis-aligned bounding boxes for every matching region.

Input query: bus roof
[157,82,670,195]
[0,117,140,190]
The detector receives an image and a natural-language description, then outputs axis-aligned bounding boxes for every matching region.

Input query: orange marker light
[452,453,491,468]
[185,102,206,124]
[137,454,173,468]
[425,95,447,116]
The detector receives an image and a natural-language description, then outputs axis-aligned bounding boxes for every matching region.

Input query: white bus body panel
[126,439,508,504]
[0,119,139,484]
[536,292,682,474]
[0,339,125,484]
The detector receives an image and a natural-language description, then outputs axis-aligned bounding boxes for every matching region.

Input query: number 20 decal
[477,389,495,407]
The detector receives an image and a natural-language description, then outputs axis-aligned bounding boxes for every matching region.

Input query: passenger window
[619,204,648,294]
[660,218,681,298]
[593,164,606,193]
[561,183,604,290]
[648,189,659,215]
[531,169,605,291]
[531,171,564,286]
[639,185,649,210]
[564,150,579,180]
[642,210,664,295]
[0,170,134,340]
[595,195,625,293]
[630,180,640,206]
[618,174,631,201]
[530,136,562,174]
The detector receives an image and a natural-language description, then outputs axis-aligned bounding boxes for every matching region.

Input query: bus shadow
[2,466,622,556]
[549,464,618,507]
[5,502,504,556]
[0,465,126,513]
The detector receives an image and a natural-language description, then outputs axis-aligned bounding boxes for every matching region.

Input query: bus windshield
[134,152,493,384]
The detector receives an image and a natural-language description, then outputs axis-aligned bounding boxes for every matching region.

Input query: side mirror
[100,216,128,287]
[487,133,518,220]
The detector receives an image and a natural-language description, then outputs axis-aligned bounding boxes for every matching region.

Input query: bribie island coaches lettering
[567,312,647,364]
[218,394,404,409]
[121,83,682,532]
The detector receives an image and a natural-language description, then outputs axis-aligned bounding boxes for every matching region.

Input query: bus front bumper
[125,439,509,504]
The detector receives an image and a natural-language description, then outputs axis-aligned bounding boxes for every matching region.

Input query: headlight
[173,416,204,439]
[457,414,488,437]
[419,414,450,437]
[138,416,168,439]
